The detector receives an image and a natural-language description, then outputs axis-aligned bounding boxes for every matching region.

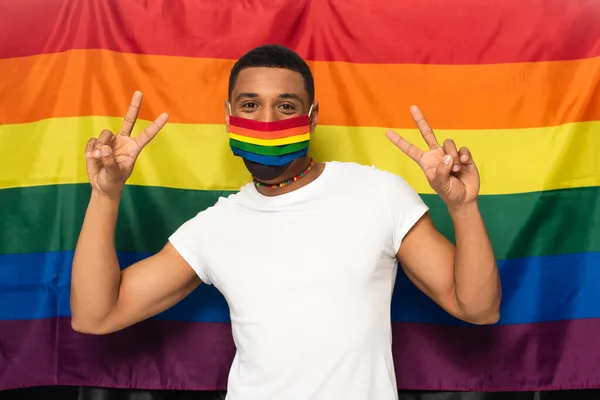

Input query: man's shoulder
[326,161,408,187]
[327,161,424,210]
[182,191,244,225]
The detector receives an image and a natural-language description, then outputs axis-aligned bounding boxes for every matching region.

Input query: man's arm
[71,192,201,335]
[71,91,202,335]
[397,206,501,325]
[386,105,501,325]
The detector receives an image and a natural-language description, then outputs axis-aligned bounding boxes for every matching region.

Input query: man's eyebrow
[235,92,259,102]
[279,93,304,105]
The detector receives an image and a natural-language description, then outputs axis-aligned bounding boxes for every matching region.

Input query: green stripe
[229,138,309,156]
[0,184,598,259]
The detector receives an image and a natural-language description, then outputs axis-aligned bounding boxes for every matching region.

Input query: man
[71,44,501,399]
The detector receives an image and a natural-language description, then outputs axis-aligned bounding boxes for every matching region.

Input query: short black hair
[228,44,315,104]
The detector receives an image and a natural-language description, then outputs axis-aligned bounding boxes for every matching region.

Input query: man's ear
[309,101,319,134]
[224,99,231,131]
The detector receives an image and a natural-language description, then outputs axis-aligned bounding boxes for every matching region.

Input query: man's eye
[242,102,258,108]
[279,104,295,111]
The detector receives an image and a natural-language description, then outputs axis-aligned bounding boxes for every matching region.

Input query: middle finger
[443,139,460,172]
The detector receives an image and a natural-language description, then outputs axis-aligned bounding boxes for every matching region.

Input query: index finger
[119,91,143,136]
[386,130,423,163]
[134,112,169,149]
[410,105,439,150]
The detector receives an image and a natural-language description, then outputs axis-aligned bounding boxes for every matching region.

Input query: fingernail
[443,155,452,165]
[461,155,469,162]
[94,150,101,157]
[85,152,92,158]
[102,148,110,156]
[452,165,460,172]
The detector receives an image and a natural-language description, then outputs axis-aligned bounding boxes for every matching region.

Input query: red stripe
[1,0,599,64]
[1,317,599,391]
[229,125,309,140]
[229,115,310,131]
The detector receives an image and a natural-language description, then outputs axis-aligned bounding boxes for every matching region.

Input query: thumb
[100,145,121,181]
[435,154,453,193]
[85,138,102,176]
[458,147,478,175]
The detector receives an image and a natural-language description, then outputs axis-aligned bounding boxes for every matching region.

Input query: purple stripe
[0,318,235,391]
[392,320,600,391]
[1,318,600,391]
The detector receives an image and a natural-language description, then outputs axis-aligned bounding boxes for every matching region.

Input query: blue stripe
[231,147,308,166]
[0,251,230,323]
[393,251,600,325]
[1,251,599,325]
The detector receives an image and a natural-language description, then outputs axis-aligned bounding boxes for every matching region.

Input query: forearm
[449,202,501,323]
[71,190,122,330]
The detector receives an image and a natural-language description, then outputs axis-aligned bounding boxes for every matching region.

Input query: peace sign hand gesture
[85,91,168,198]
[386,106,480,209]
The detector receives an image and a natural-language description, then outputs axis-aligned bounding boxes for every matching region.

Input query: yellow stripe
[229,133,311,146]
[1,117,599,195]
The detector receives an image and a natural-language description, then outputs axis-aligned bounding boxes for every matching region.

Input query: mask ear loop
[225,101,233,133]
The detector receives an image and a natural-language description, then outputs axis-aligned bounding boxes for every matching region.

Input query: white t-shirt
[169,161,429,400]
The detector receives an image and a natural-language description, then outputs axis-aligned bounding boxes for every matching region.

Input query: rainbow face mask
[228,105,314,167]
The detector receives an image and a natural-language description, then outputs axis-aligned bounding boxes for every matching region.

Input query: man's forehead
[233,67,306,98]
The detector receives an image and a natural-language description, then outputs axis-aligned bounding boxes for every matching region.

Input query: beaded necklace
[253,158,315,189]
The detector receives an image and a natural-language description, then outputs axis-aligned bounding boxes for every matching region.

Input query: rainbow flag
[1,0,599,392]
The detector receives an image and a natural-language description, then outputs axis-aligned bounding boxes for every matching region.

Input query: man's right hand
[73,92,201,335]
[85,91,169,198]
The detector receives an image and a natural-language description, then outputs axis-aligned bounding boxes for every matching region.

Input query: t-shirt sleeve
[168,212,214,285]
[381,171,430,255]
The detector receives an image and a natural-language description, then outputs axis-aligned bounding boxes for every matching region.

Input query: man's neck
[255,157,325,197]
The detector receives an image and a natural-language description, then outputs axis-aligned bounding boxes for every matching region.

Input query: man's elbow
[455,284,502,325]
[453,295,501,325]
[70,313,115,335]
[465,310,500,325]
[461,301,501,325]
[71,318,104,335]
[70,319,92,334]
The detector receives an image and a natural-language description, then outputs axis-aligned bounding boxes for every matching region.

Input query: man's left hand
[386,105,480,208]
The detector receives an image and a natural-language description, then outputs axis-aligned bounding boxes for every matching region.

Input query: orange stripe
[1,50,598,129]
[229,125,308,140]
